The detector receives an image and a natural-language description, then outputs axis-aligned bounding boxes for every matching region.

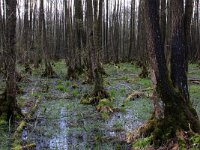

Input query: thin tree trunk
[39,0,56,78]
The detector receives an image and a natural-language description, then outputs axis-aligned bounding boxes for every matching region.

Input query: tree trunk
[39,0,56,78]
[142,0,200,144]
[128,0,136,61]
[170,0,189,101]
[2,0,17,122]
[160,0,166,44]
[86,0,109,103]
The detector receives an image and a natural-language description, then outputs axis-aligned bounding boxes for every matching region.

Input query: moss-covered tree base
[83,69,94,84]
[139,65,149,78]
[41,64,57,78]
[0,91,23,122]
[24,63,32,75]
[0,92,7,115]
[81,89,110,105]
[129,100,200,148]
[67,67,78,80]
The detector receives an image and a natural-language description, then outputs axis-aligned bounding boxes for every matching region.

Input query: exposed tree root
[127,124,200,150]
[124,91,146,102]
[92,89,110,105]
[81,89,110,106]
[12,96,41,149]
[127,106,200,148]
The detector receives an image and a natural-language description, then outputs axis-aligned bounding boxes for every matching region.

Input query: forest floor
[0,61,200,150]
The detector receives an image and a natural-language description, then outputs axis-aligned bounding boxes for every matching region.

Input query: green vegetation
[132,136,153,149]
[0,61,200,149]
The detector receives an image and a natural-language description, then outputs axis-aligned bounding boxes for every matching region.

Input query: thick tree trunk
[142,0,200,144]
[67,0,84,79]
[160,0,166,44]
[2,0,17,121]
[170,0,189,101]
[86,0,109,103]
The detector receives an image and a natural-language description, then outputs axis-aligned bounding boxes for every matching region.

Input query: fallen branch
[124,91,146,102]
[188,78,200,84]
[12,97,41,149]
[11,143,36,150]
[124,88,153,103]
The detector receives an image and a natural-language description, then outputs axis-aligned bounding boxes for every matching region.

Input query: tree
[128,0,136,61]
[85,0,109,104]
[39,0,56,78]
[137,0,148,78]
[0,0,17,122]
[140,0,200,145]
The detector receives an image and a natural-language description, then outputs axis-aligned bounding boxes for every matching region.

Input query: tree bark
[170,0,189,101]
[3,0,17,121]
[86,0,109,103]
[142,0,200,144]
[39,0,56,78]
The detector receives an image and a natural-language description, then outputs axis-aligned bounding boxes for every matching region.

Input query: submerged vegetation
[0,61,199,149]
[1,0,200,149]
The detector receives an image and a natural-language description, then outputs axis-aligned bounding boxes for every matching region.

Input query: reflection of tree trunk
[142,0,200,144]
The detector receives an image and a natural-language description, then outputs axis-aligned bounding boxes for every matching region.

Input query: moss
[98,99,113,107]
[80,94,94,104]
[101,111,110,120]
[178,138,187,150]
[72,89,79,97]
[13,121,26,138]
[190,134,200,148]
[124,91,145,103]
[56,84,67,92]
[113,121,124,132]
[109,89,116,97]
[0,114,7,126]
[132,136,153,149]
[11,143,36,150]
